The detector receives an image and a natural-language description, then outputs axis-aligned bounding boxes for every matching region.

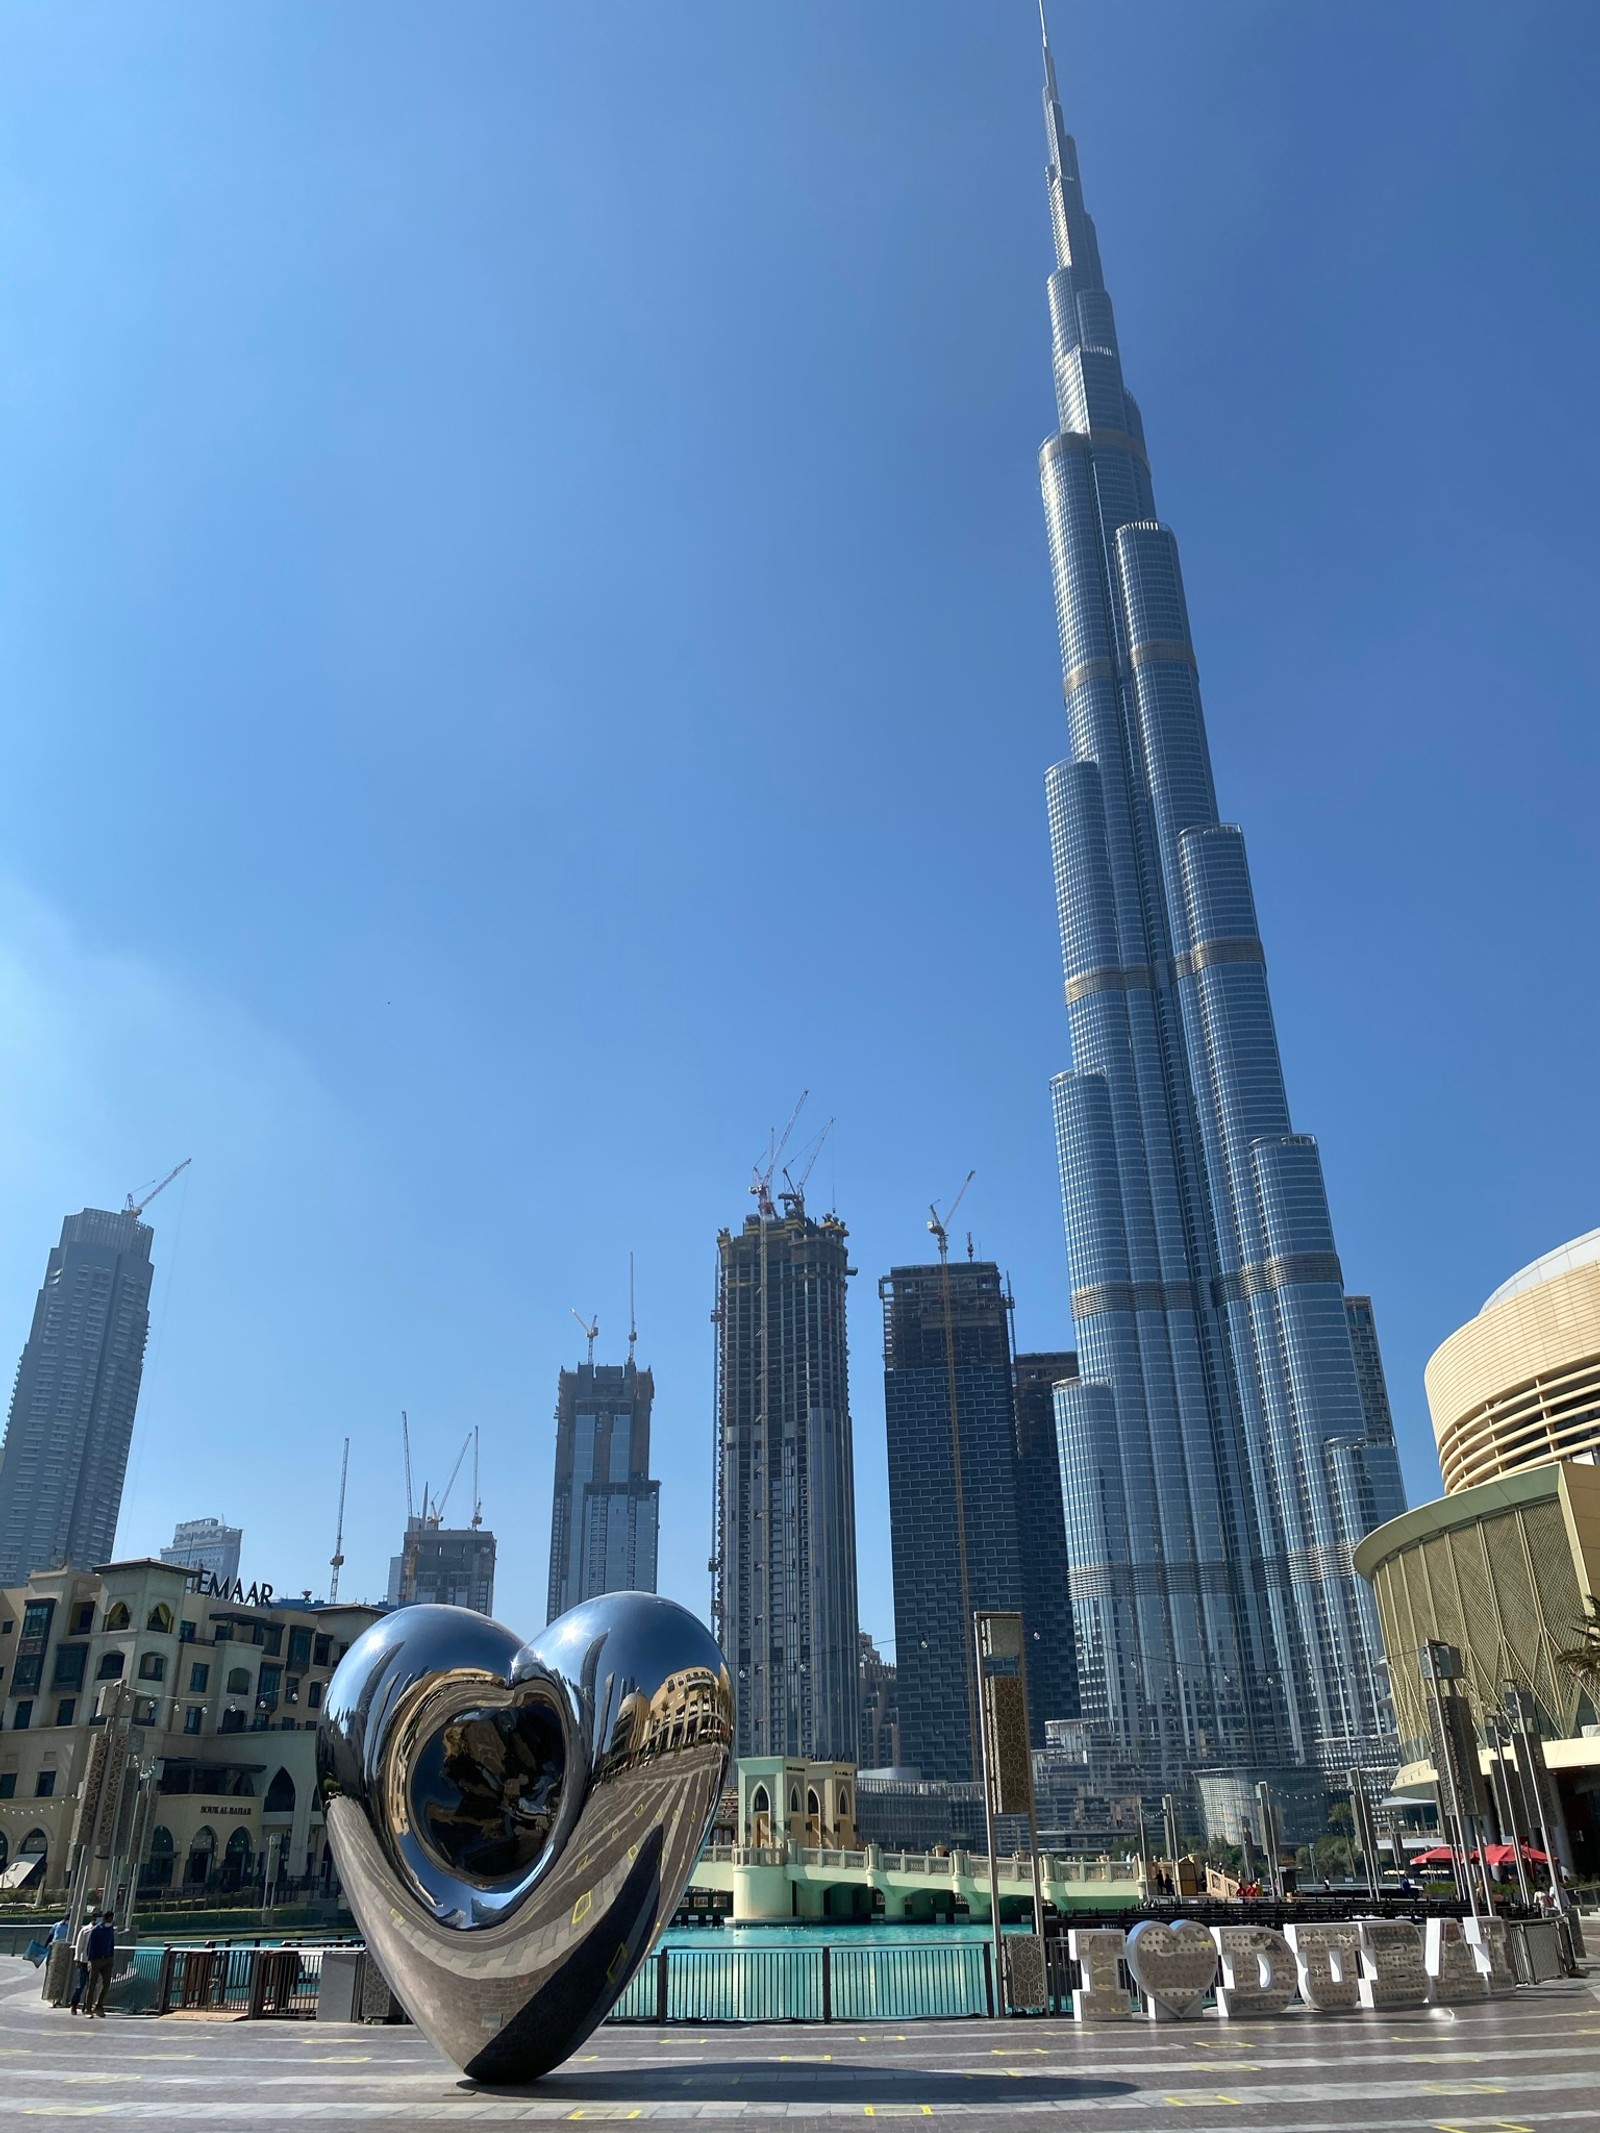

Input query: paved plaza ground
[3,1957,1599,2129]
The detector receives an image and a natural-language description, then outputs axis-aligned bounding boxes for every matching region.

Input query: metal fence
[608,1941,994,2024]
[144,1942,326,2017]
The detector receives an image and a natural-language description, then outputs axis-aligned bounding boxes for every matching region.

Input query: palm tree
[1555,1594,1600,1702]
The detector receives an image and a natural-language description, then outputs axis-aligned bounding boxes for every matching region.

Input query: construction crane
[780,1118,834,1217]
[123,1157,192,1220]
[570,1308,599,1367]
[469,1426,482,1531]
[329,1437,350,1601]
[751,1090,808,1219]
[928,1170,979,1777]
[926,1169,975,1264]
[433,1430,473,1525]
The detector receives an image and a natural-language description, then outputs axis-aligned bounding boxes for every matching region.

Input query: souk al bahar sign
[1069,1916,1513,2020]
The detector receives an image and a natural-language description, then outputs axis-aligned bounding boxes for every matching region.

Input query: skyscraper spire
[1039,1,1058,97]
[1030,42,1406,1834]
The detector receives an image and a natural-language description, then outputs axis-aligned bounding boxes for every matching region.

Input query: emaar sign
[184,1570,276,1607]
[1068,1916,1513,2019]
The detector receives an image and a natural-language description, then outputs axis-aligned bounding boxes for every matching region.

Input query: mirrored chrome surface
[318,1592,731,2083]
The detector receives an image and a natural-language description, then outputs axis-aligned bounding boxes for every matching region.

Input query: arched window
[222,1826,253,1887]
[750,1784,770,1821]
[227,1667,251,1694]
[789,1787,800,1814]
[837,1788,850,1818]
[264,1767,296,1815]
[185,1825,216,1884]
[20,1829,48,1876]
[97,1651,125,1680]
[806,1788,821,1820]
[104,1602,131,1632]
[144,1826,174,1889]
[146,1603,173,1633]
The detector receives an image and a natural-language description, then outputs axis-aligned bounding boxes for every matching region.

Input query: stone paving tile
[1,1958,1597,2130]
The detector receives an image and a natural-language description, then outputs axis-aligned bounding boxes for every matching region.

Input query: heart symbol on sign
[318,1592,731,2083]
[1124,1918,1218,2020]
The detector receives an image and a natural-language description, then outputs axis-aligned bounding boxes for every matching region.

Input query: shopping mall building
[1356,1229,1600,1874]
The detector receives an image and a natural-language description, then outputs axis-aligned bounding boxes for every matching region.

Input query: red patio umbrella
[1407,1843,1548,1868]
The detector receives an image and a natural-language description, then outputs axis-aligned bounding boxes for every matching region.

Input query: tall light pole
[1504,1686,1568,1912]
[973,1610,1044,2016]
[1418,1643,1483,1928]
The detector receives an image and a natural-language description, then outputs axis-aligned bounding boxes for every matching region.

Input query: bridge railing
[699,1842,1137,1886]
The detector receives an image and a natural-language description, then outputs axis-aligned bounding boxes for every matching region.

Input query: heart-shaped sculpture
[318,1592,731,2083]
[1124,1919,1218,2020]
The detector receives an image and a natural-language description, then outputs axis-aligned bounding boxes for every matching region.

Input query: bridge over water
[688,1841,1142,1922]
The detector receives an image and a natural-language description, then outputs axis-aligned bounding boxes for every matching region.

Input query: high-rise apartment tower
[714,1197,859,1762]
[387,1521,496,1615]
[0,1209,156,1586]
[546,1358,659,1622]
[1012,1350,1080,1726]
[882,1264,1076,1783]
[1031,21,1405,1821]
[161,1517,243,1587]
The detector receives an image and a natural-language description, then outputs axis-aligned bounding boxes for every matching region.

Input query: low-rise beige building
[0,1557,379,1902]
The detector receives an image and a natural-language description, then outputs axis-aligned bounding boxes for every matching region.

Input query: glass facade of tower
[0,1209,155,1587]
[715,1207,859,1764]
[546,1359,660,1623]
[1033,36,1406,1808]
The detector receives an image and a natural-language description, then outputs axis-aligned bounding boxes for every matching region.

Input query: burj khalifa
[1033,16,1406,1829]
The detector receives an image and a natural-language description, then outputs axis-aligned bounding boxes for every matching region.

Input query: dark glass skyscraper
[1032,23,1405,1818]
[882,1265,1077,1783]
[546,1357,659,1622]
[1012,1350,1080,1728]
[0,1208,155,1586]
[715,1201,859,1762]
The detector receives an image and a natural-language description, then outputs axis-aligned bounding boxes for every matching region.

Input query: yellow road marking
[1434,2124,1531,2132]
[1421,2082,1507,2095]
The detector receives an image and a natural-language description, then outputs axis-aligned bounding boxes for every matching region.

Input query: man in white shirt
[68,1916,94,2014]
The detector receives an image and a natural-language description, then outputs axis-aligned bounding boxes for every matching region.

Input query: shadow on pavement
[476,2061,1136,2105]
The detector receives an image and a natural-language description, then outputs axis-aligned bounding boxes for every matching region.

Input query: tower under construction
[714,1186,860,1764]
[546,1356,659,1622]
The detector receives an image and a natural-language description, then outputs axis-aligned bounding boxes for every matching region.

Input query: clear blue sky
[1,3,1596,1653]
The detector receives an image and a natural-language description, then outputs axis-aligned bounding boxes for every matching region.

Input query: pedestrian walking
[67,1914,94,2013]
[45,1914,73,2005]
[81,1911,116,2018]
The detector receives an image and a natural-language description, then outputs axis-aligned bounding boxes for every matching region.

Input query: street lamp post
[1504,1686,1567,1913]
[1347,1768,1383,1902]
[1418,1643,1482,1928]
[1482,1716,1533,1908]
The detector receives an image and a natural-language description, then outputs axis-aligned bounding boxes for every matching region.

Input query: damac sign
[185,1571,276,1607]
[1067,1917,1514,2020]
